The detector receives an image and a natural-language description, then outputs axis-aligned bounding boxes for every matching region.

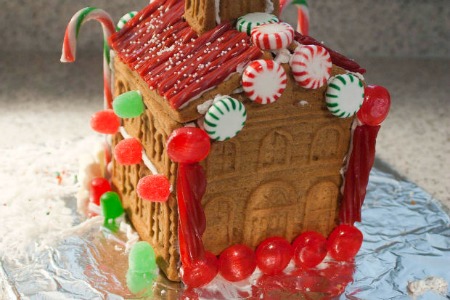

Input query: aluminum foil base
[1,165,449,299]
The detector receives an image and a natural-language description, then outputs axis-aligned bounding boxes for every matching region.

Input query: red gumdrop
[166,127,211,163]
[90,109,121,134]
[114,138,142,165]
[137,175,171,202]
[90,177,111,206]
[327,225,363,261]
[219,244,256,282]
[181,252,218,288]
[292,231,327,268]
[256,237,293,275]
[357,85,391,126]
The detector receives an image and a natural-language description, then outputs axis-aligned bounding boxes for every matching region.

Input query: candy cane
[61,7,116,109]
[279,0,309,36]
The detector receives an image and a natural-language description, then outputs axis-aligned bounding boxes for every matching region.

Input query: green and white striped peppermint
[116,11,137,31]
[204,97,247,141]
[236,12,279,36]
[326,74,365,118]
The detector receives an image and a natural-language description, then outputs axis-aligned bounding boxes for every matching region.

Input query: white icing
[232,87,244,94]
[408,277,448,296]
[265,0,275,13]
[274,48,292,64]
[298,100,309,106]
[215,0,221,24]
[197,100,214,115]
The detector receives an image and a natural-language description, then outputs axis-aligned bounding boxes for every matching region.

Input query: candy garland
[290,45,332,89]
[116,11,138,31]
[251,22,294,50]
[279,0,310,36]
[204,97,247,141]
[61,7,116,109]
[236,12,279,35]
[326,74,365,118]
[242,59,287,104]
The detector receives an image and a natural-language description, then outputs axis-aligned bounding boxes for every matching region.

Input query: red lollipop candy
[256,237,293,275]
[90,177,111,206]
[114,138,142,165]
[327,224,363,261]
[181,251,218,288]
[137,175,171,202]
[292,231,327,268]
[357,85,391,126]
[166,127,211,163]
[90,109,121,134]
[219,244,256,282]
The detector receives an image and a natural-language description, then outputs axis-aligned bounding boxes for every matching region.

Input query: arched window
[310,127,341,162]
[207,140,240,178]
[203,197,235,253]
[259,130,293,169]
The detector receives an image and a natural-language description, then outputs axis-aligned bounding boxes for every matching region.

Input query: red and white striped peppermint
[251,22,294,50]
[242,59,287,104]
[290,45,332,89]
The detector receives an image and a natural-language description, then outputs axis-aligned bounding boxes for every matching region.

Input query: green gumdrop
[101,192,124,230]
[113,90,145,118]
[126,270,156,296]
[129,241,158,274]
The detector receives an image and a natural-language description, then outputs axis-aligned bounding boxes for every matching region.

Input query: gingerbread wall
[201,65,353,254]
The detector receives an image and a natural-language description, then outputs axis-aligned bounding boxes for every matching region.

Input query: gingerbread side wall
[112,58,182,281]
[201,65,353,254]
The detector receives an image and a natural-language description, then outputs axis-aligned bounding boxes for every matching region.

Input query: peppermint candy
[251,22,294,50]
[236,13,279,35]
[204,97,247,141]
[242,59,287,104]
[326,74,365,118]
[290,45,332,89]
[117,11,138,31]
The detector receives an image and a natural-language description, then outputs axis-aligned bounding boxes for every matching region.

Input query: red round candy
[181,252,218,288]
[327,225,363,261]
[90,177,111,206]
[256,237,293,275]
[114,138,142,165]
[293,231,327,268]
[166,127,211,163]
[219,244,256,282]
[137,175,171,202]
[90,109,121,134]
[357,85,391,126]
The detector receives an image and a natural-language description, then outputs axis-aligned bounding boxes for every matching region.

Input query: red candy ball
[166,127,211,163]
[90,177,111,206]
[181,252,218,288]
[219,244,256,282]
[114,138,142,165]
[256,237,293,275]
[137,175,171,202]
[293,231,327,268]
[327,225,363,261]
[357,85,391,126]
[90,109,121,134]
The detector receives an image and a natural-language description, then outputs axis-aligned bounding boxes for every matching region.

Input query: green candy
[113,90,145,118]
[126,270,155,296]
[100,191,124,231]
[128,241,158,274]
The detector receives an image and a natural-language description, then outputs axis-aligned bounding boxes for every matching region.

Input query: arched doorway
[203,196,235,254]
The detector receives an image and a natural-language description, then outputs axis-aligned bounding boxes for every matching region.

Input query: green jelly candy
[113,90,145,118]
[126,270,156,296]
[129,241,157,274]
[100,191,124,231]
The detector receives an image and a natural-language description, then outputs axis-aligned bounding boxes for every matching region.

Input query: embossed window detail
[303,181,338,235]
[244,181,297,247]
[310,127,341,162]
[259,130,293,169]
[203,197,235,253]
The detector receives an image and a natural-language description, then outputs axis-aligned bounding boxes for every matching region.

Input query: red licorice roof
[109,0,262,110]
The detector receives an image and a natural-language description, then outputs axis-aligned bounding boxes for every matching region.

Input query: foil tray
[1,152,449,299]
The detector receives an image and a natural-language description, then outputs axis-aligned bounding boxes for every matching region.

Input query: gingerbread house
[107,0,369,281]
